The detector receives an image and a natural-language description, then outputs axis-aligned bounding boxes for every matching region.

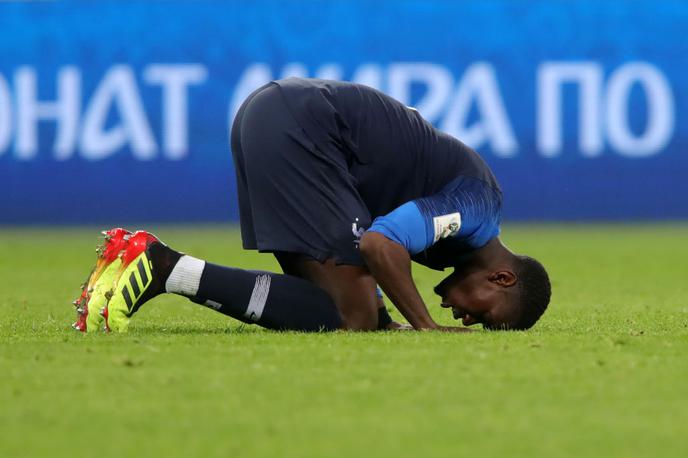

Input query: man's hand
[385,321,414,330]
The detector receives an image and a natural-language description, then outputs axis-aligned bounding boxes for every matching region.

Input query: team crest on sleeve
[432,213,462,243]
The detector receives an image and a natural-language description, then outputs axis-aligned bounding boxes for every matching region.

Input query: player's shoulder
[420,175,502,215]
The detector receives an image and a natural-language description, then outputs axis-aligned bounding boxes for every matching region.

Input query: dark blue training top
[275,77,502,270]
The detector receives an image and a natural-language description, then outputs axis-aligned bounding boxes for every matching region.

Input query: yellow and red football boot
[71,228,131,332]
[102,230,169,333]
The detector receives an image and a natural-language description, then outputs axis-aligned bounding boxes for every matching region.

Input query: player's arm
[360,231,439,329]
[359,201,469,332]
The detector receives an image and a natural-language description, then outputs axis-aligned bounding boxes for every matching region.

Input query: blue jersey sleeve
[367,176,502,254]
[366,201,431,254]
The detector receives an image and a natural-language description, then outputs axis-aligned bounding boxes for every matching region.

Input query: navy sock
[190,263,342,332]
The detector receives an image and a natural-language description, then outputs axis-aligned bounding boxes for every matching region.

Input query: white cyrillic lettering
[144,64,208,160]
[441,63,517,157]
[0,73,11,156]
[351,64,383,90]
[537,62,603,157]
[15,66,80,160]
[388,63,453,123]
[229,63,272,121]
[279,63,308,79]
[314,63,343,81]
[606,62,674,157]
[228,62,352,130]
[80,65,156,161]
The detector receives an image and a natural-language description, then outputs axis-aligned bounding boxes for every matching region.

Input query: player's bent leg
[274,252,380,331]
[111,246,343,332]
[73,229,345,333]
[182,261,342,331]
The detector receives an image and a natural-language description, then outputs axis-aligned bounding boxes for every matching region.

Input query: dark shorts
[230,83,370,265]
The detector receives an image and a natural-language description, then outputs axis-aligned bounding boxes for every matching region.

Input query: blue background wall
[0,0,686,223]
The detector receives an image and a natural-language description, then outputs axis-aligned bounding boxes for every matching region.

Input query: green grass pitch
[1,225,687,457]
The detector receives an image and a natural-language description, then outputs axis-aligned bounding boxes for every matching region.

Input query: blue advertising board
[0,0,686,223]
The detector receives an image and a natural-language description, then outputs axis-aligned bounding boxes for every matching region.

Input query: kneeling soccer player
[71,78,551,333]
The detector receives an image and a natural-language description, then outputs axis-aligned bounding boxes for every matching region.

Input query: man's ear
[488,270,517,287]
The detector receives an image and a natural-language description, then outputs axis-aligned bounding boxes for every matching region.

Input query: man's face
[433,270,517,329]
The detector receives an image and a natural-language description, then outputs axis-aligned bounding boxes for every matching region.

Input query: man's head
[434,254,551,330]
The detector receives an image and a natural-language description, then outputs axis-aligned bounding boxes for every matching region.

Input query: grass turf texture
[1,225,687,458]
